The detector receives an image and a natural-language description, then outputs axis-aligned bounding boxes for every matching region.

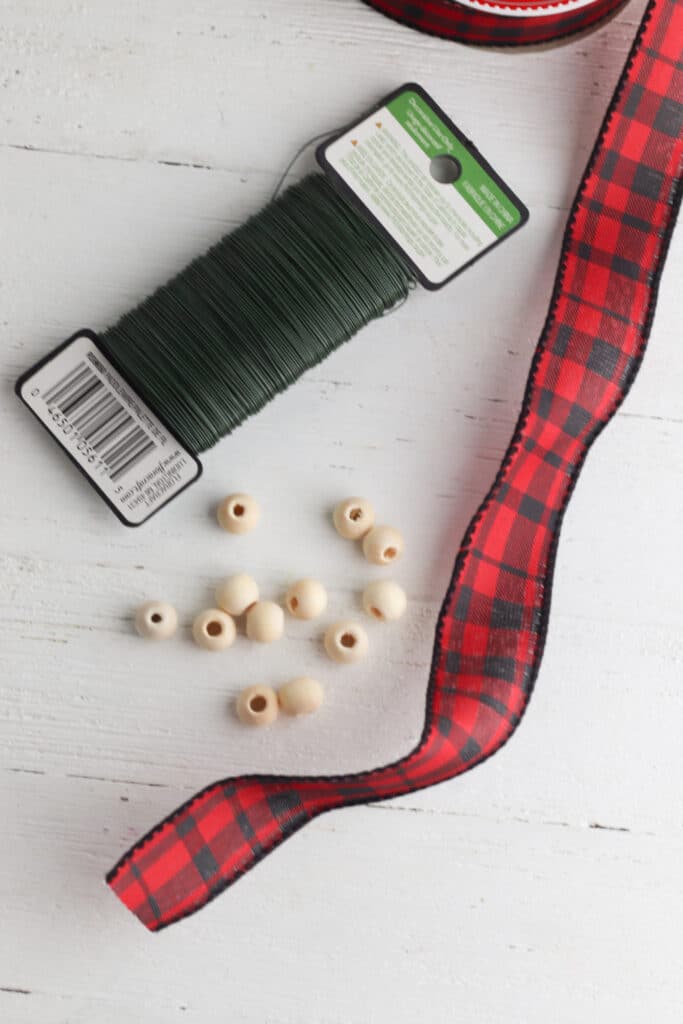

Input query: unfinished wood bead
[192,608,236,651]
[135,601,178,640]
[236,685,279,727]
[278,677,324,716]
[324,620,369,664]
[333,496,375,540]
[215,574,259,616]
[362,524,404,566]
[285,578,328,620]
[246,600,284,643]
[217,493,260,534]
[362,580,407,622]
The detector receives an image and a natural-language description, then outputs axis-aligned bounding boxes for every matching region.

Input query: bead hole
[206,621,223,637]
[348,507,363,522]
[383,546,397,561]
[370,607,384,620]
[232,503,245,517]
[250,695,267,713]
[290,596,299,611]
[150,613,162,623]
[340,632,356,649]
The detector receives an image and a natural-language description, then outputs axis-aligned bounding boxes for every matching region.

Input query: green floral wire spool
[99,174,416,454]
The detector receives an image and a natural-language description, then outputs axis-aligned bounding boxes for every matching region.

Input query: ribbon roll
[108,0,683,929]
[363,0,629,45]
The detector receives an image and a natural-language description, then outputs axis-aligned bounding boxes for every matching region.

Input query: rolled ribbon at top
[363,0,628,44]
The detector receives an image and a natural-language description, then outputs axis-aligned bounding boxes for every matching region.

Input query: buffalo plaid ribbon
[108,0,682,929]
[363,0,629,45]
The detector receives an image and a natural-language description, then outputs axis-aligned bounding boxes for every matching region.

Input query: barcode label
[16,332,202,525]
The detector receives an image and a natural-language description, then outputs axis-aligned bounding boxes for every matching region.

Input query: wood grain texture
[1,0,681,1020]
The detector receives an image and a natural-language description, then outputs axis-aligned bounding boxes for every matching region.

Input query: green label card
[318,84,528,289]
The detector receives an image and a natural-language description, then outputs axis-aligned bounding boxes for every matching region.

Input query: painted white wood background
[1,0,682,1020]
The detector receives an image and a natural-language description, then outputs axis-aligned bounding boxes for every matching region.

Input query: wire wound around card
[99,174,416,454]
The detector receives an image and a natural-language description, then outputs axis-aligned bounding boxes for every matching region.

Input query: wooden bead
[362,580,407,622]
[215,574,259,616]
[245,600,284,643]
[333,496,375,540]
[192,608,236,651]
[362,524,404,566]
[236,685,278,727]
[285,578,328,620]
[216,493,260,534]
[324,620,369,664]
[134,601,178,640]
[278,677,324,716]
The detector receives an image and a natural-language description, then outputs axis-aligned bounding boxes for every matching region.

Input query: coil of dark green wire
[99,173,416,454]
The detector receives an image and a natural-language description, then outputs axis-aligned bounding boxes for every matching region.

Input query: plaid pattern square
[108,0,682,929]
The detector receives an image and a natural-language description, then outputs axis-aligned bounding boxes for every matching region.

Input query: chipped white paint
[1,1,682,1021]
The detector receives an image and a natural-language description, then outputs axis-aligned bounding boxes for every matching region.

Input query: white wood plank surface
[1,1,682,1021]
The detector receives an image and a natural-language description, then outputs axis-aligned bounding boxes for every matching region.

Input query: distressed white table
[2,2,682,1021]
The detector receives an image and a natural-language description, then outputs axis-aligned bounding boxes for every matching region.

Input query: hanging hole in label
[429,154,462,185]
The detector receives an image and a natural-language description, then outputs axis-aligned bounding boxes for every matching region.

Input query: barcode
[43,360,157,482]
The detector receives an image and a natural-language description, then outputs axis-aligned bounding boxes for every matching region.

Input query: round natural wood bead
[135,601,178,640]
[192,608,236,651]
[324,620,369,664]
[285,578,328,620]
[362,524,404,566]
[362,580,407,622]
[246,600,284,643]
[215,574,259,617]
[216,493,260,534]
[236,685,279,727]
[278,677,324,716]
[333,496,375,540]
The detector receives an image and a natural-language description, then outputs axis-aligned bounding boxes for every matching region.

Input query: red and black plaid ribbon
[363,0,629,45]
[108,0,682,929]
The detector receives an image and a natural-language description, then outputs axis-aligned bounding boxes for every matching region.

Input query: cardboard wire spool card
[17,80,528,524]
